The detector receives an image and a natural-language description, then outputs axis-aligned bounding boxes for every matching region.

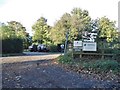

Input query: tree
[32,17,50,44]
[49,8,92,44]
[49,13,71,45]
[71,8,91,40]
[97,17,118,43]
[0,23,23,53]
[23,32,32,49]
[0,23,16,40]
[8,21,26,39]
[7,21,30,49]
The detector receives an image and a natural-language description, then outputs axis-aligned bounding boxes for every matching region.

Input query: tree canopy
[97,17,118,42]
[31,8,119,46]
[1,7,118,50]
[7,21,27,39]
[0,21,31,49]
[32,17,50,44]
[49,8,92,44]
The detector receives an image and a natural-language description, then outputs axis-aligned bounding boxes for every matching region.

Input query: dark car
[37,44,49,52]
[28,44,37,52]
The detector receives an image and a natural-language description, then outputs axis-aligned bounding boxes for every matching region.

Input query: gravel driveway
[1,53,119,88]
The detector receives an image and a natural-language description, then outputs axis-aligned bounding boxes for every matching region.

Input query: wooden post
[101,41,104,59]
[79,50,82,58]
[80,54,82,58]
[101,51,104,59]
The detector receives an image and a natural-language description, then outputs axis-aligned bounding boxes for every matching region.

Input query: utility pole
[63,20,71,55]
[64,30,69,55]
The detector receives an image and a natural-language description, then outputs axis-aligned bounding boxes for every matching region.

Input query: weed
[58,52,73,64]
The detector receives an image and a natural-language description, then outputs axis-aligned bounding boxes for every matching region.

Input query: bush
[82,60,120,74]
[49,45,58,52]
[104,48,120,54]
[58,52,73,64]
[2,38,23,54]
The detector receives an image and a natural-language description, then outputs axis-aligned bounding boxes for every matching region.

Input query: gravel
[2,53,120,88]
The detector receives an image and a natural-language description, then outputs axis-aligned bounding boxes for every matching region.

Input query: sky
[0,0,119,35]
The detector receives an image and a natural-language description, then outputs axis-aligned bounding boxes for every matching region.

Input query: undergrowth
[58,53,120,74]
[58,52,73,64]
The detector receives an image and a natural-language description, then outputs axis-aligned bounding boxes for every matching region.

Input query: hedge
[2,38,23,54]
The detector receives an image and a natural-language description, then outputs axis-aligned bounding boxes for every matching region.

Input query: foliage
[97,17,118,42]
[49,13,71,44]
[58,53,120,76]
[0,25,17,39]
[0,23,24,54]
[31,8,118,47]
[2,38,23,54]
[7,21,30,49]
[23,33,32,49]
[48,44,58,52]
[8,21,27,39]
[49,8,92,44]
[71,8,91,40]
[82,60,120,74]
[58,52,73,64]
[32,17,50,44]
[103,48,120,54]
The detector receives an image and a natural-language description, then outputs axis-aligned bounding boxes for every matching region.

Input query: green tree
[23,32,32,49]
[8,21,26,39]
[0,23,23,54]
[7,21,30,49]
[32,17,50,44]
[49,8,92,44]
[49,13,71,44]
[0,24,16,39]
[71,8,91,40]
[97,17,118,42]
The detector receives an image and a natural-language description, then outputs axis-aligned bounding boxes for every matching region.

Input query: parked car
[28,44,37,52]
[37,44,49,52]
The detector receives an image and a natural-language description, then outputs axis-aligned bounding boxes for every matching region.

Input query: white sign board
[73,41,82,46]
[74,47,82,51]
[83,42,97,51]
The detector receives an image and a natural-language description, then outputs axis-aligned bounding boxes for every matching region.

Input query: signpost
[73,41,82,46]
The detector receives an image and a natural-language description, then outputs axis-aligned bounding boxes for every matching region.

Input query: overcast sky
[0,0,119,35]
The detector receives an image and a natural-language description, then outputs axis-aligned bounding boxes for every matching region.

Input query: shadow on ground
[2,57,119,88]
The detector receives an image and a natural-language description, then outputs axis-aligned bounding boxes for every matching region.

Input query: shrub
[58,52,73,64]
[82,60,120,74]
[2,38,23,54]
[49,44,58,52]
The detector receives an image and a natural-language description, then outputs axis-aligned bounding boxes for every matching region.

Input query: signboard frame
[82,42,97,51]
[73,41,82,47]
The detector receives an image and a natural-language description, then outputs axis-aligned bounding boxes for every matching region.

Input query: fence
[67,41,120,60]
